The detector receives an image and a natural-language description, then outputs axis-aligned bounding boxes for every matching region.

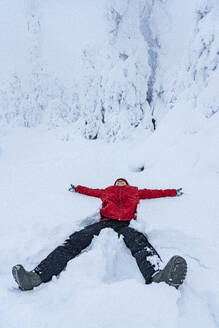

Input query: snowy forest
[1,0,218,139]
[1,0,219,327]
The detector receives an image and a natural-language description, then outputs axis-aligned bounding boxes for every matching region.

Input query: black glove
[69,184,76,192]
[176,188,183,196]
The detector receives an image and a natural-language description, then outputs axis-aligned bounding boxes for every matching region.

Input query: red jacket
[75,185,177,222]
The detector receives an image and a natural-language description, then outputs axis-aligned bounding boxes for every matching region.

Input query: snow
[0,0,219,327]
[1,100,219,327]
[1,0,218,139]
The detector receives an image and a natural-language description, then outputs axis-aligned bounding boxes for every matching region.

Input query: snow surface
[1,98,219,327]
[0,0,219,327]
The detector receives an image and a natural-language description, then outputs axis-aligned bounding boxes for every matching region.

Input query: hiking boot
[12,264,42,291]
[152,256,187,289]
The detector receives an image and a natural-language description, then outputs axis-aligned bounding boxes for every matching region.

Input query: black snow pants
[35,219,161,284]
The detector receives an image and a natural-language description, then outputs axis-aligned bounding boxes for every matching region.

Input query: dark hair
[114,178,129,185]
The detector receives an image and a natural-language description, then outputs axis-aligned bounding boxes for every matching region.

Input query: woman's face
[115,180,128,186]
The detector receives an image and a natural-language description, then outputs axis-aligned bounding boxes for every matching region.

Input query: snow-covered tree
[0,0,218,139]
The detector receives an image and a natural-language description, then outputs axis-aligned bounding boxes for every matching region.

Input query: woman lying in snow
[12,178,187,291]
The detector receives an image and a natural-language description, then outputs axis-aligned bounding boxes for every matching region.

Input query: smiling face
[115,179,128,186]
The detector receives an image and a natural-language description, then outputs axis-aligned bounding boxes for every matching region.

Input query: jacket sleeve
[75,185,103,198]
[138,188,177,199]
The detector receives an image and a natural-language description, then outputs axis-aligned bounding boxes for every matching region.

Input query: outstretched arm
[74,185,103,198]
[138,188,177,199]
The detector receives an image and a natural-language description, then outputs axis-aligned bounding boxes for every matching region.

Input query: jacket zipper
[119,186,122,220]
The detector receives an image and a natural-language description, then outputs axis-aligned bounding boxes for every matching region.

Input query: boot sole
[164,256,187,288]
[12,265,33,291]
